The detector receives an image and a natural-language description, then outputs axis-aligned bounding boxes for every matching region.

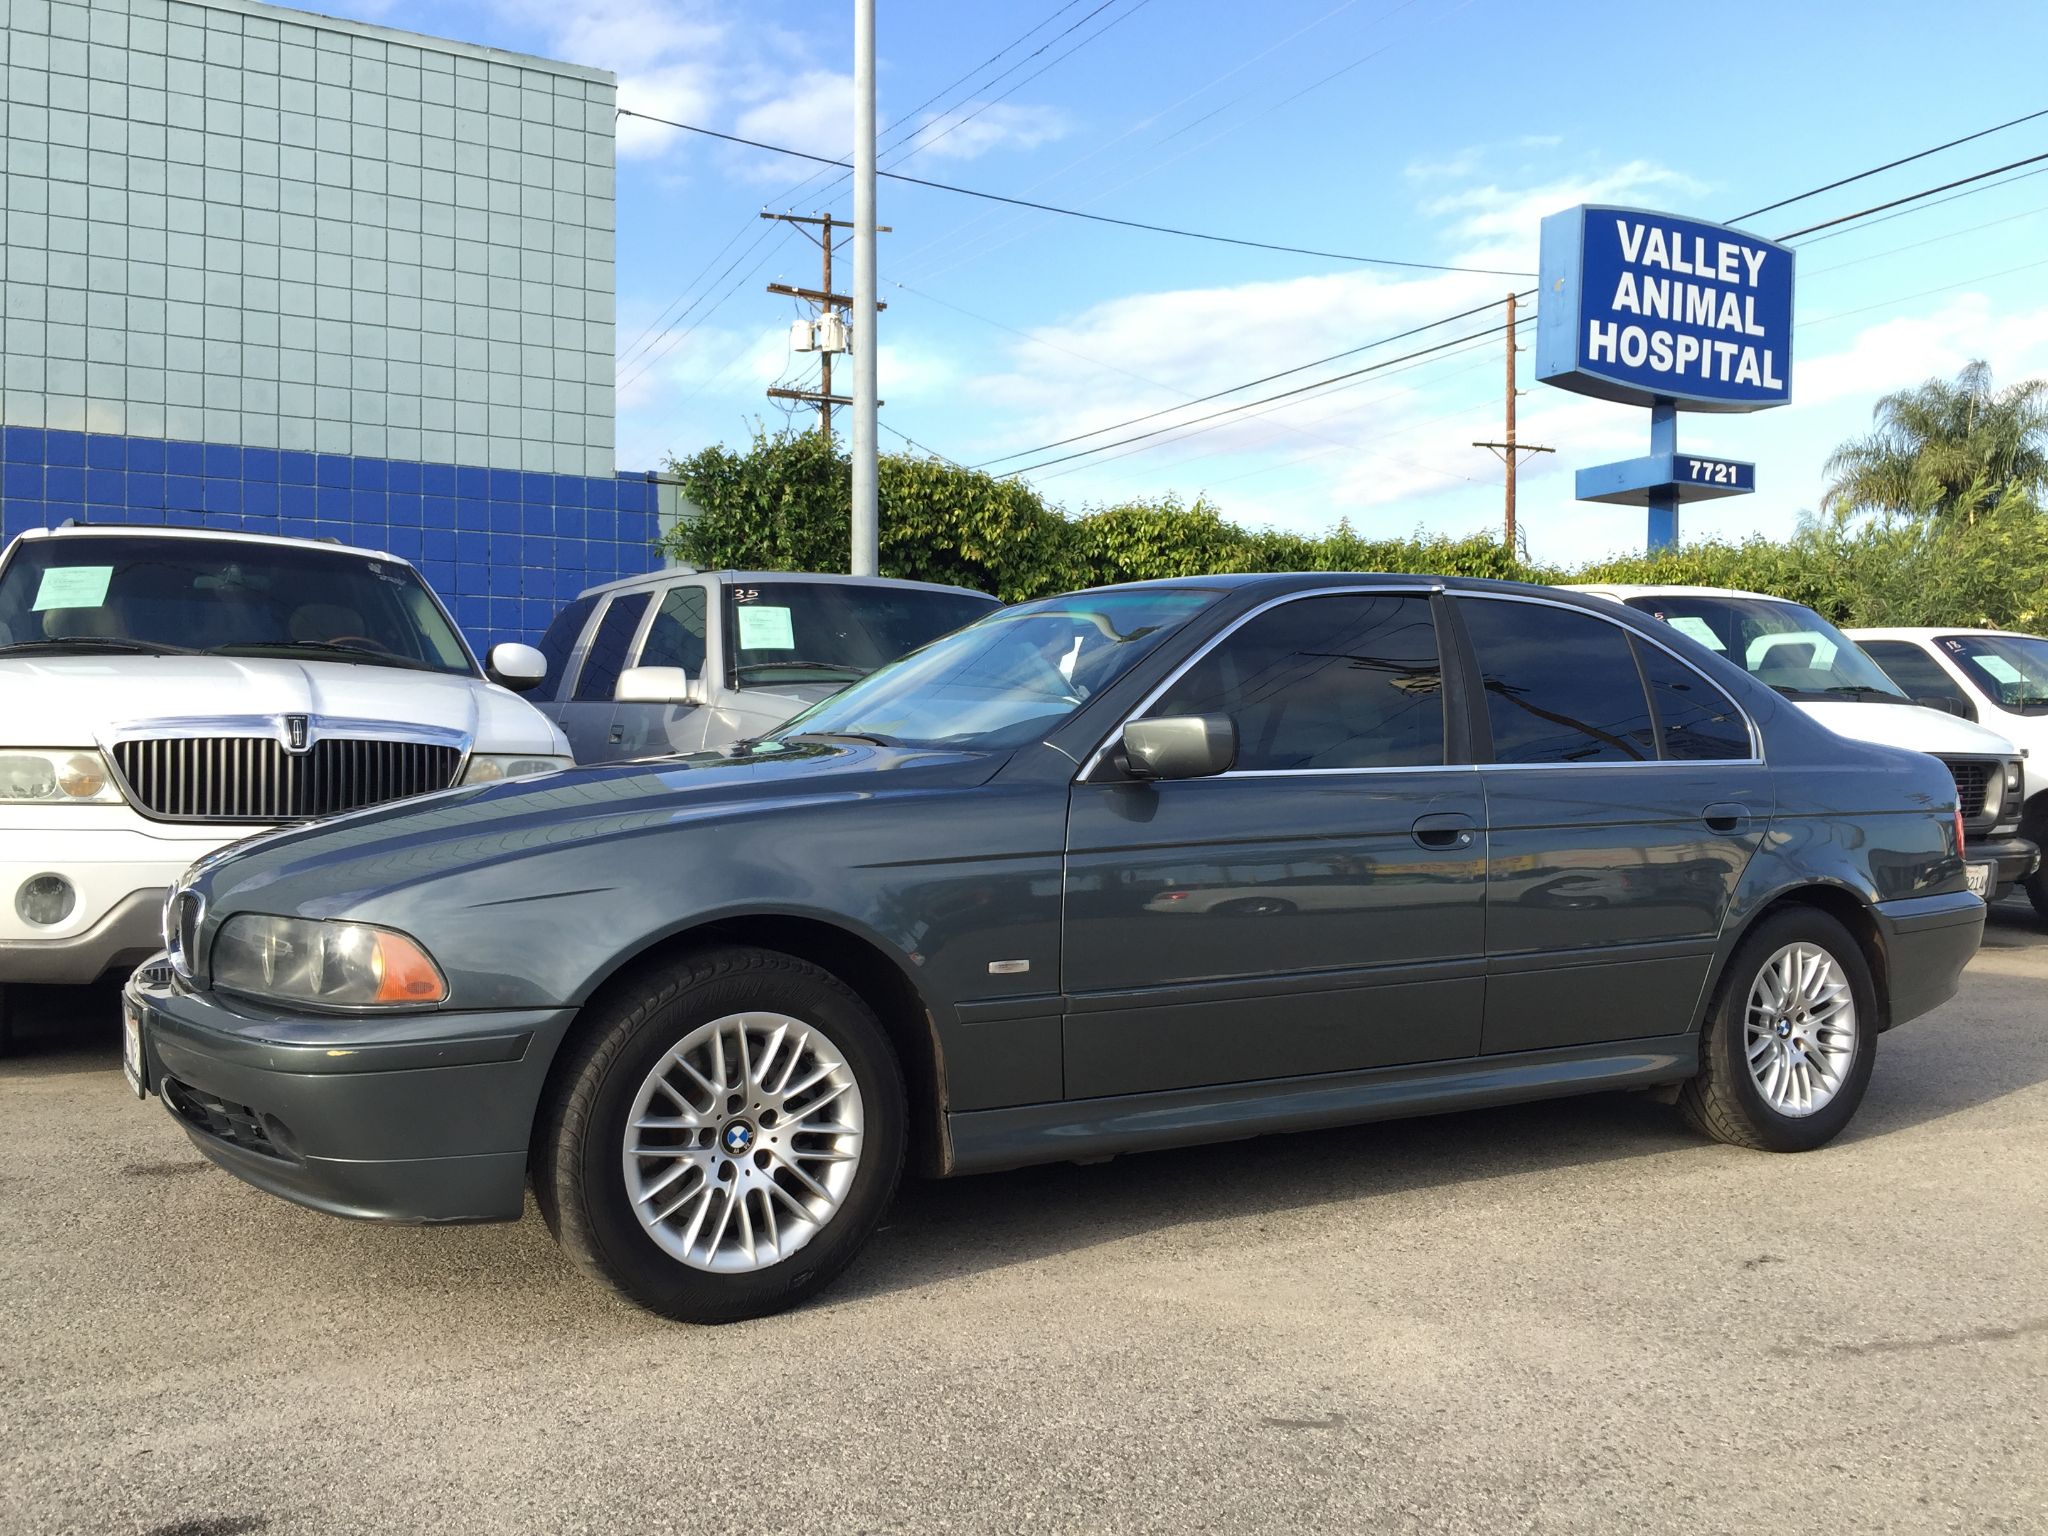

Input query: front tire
[1679,909,1877,1153]
[534,946,907,1323]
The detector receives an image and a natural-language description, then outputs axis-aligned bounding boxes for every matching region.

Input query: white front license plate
[1966,861,1994,900]
[121,1000,146,1099]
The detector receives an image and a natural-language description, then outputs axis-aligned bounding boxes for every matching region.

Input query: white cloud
[735,70,856,170]
[899,102,1072,161]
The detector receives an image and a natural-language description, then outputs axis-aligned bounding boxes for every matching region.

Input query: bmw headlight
[0,749,125,804]
[210,914,448,1008]
[460,753,573,785]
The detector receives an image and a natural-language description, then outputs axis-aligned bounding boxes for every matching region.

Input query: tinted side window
[573,591,651,702]
[532,594,598,702]
[1862,640,1971,711]
[1459,598,1653,763]
[1151,593,1444,770]
[1633,638,1752,760]
[639,585,708,675]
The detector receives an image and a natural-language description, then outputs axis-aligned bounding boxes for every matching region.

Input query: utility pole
[1472,291,1553,555]
[760,212,888,440]
[850,0,879,576]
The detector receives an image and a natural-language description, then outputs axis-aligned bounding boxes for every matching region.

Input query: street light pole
[850,0,879,576]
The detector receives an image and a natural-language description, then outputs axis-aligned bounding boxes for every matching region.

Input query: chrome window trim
[1460,590,1766,767]
[1076,584,1765,782]
[1076,583,1447,781]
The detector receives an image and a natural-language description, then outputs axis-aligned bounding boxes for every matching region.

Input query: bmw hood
[1794,699,2019,758]
[0,654,565,755]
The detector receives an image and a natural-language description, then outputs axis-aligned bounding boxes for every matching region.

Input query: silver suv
[531,568,999,762]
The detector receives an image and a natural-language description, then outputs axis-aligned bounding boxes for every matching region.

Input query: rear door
[555,589,652,763]
[1062,589,1489,1098]
[1456,594,1769,1054]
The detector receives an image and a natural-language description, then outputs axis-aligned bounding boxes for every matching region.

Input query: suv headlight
[211,915,448,1008]
[460,753,573,785]
[0,749,125,804]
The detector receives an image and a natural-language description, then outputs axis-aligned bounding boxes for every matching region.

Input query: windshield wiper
[0,637,204,656]
[735,660,869,681]
[784,730,902,748]
[210,641,446,673]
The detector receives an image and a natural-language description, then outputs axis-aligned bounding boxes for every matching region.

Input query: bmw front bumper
[124,964,577,1224]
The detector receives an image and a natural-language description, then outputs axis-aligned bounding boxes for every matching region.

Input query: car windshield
[728,581,1001,686]
[0,534,475,675]
[1939,633,2048,714]
[1621,594,1908,702]
[761,587,1221,751]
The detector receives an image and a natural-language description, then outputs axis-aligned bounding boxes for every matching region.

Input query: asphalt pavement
[4,903,2046,1535]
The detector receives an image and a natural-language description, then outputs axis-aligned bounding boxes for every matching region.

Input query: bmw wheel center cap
[722,1120,756,1155]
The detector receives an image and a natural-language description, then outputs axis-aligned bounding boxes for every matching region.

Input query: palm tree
[1821,360,2048,521]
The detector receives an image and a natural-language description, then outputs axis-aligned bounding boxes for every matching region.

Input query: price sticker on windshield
[31,566,113,611]
[736,605,795,651]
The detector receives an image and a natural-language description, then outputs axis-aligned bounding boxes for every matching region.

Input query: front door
[610,581,714,760]
[1063,590,1488,1099]
[1454,595,1770,1055]
[555,589,651,764]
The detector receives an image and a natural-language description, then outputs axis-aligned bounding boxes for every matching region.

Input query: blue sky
[316,0,2048,563]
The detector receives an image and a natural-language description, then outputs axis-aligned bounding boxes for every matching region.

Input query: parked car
[530,567,1000,762]
[0,524,571,1046]
[1852,626,2048,919]
[1567,585,2038,902]
[124,575,1984,1323]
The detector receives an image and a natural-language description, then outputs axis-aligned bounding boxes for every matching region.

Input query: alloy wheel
[621,1011,865,1273]
[1743,942,1858,1118]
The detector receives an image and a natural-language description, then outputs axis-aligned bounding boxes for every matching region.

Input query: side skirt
[944,1034,1699,1177]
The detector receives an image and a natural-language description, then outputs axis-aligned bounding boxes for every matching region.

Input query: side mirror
[485,642,547,693]
[616,665,705,706]
[1121,714,1236,780]
[1914,694,1975,721]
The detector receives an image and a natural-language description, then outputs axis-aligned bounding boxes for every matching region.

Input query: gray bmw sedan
[125,575,1985,1323]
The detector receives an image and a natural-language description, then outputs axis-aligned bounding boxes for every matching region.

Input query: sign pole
[1647,399,1679,550]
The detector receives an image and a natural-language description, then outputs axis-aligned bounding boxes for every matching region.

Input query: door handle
[1703,802,1750,834]
[609,723,625,743]
[1412,812,1476,850]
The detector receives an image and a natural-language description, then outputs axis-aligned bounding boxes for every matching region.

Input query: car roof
[1560,582,1781,603]
[8,522,406,565]
[1846,626,2035,641]
[575,567,1001,601]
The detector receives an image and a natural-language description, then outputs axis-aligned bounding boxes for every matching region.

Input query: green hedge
[664,429,2047,633]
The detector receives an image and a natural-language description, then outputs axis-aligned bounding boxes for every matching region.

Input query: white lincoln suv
[0,523,571,1043]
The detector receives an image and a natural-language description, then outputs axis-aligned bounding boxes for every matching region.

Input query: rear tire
[2025,870,2048,925]
[534,945,907,1323]
[1678,908,1877,1153]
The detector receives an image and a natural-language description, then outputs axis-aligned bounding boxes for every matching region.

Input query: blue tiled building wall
[0,428,666,649]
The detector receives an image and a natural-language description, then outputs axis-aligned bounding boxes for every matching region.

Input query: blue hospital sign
[1536,206,1794,413]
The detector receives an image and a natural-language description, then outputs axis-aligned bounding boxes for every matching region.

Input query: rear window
[1459,598,1654,763]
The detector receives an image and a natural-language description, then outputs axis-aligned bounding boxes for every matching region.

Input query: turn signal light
[371,929,448,1004]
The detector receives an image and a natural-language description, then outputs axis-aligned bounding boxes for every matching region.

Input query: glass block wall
[1,427,668,644]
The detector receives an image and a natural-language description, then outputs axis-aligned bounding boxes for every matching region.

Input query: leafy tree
[1822,360,2048,520]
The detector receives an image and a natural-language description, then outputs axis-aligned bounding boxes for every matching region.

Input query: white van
[0,524,571,1040]
[1567,585,2038,904]
[1851,626,2048,919]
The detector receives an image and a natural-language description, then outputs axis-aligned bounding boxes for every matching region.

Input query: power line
[1776,149,2048,240]
[773,0,1111,210]
[880,0,1151,169]
[616,108,1536,276]
[970,292,1529,467]
[997,319,1522,478]
[1729,104,2048,223]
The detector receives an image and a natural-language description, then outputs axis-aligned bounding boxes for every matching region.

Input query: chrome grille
[111,737,462,822]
